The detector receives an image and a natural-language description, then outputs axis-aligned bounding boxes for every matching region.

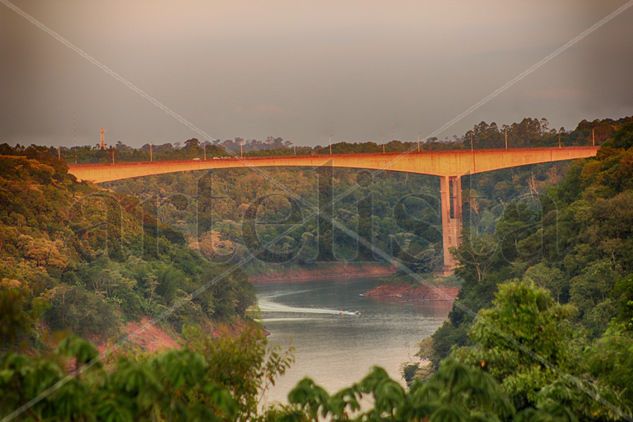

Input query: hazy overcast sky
[1,0,632,147]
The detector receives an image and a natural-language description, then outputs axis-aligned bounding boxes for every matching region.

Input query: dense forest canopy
[0,148,254,345]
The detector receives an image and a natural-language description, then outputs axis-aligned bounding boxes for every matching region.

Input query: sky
[1,0,632,147]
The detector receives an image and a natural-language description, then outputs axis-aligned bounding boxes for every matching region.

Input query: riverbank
[249,263,397,284]
[93,317,257,355]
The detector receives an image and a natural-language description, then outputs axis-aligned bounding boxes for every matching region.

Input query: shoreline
[363,283,459,303]
[249,263,397,285]
[249,264,461,304]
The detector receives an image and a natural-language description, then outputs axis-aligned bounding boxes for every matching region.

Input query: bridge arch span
[68,146,598,273]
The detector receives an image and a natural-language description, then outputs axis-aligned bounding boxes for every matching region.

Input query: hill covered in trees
[433,118,633,357]
[0,146,254,347]
[387,119,633,418]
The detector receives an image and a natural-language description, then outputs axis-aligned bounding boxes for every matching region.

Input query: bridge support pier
[440,175,462,275]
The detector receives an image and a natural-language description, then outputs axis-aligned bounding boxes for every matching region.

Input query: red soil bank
[364,283,459,303]
[96,318,260,356]
[123,317,180,352]
[250,263,397,284]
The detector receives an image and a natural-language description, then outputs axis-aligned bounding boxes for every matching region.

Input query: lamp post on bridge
[470,132,476,173]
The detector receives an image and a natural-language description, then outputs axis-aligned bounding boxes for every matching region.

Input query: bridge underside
[68,147,598,274]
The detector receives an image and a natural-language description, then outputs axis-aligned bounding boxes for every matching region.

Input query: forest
[106,116,603,276]
[0,147,255,344]
[1,116,633,420]
[24,116,615,165]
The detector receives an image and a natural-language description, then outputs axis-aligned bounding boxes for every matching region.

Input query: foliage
[0,326,296,421]
[284,360,514,421]
[183,324,294,419]
[3,280,633,421]
[453,281,575,409]
[0,337,238,421]
[433,118,633,362]
[0,278,46,349]
[2,116,633,420]
[21,115,619,166]
[0,148,255,347]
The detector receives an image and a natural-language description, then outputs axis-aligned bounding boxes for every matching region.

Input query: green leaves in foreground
[0,337,238,421]
[287,360,513,421]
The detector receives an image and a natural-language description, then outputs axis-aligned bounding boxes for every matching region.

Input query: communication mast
[99,128,107,150]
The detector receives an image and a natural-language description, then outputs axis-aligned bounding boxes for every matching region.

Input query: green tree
[452,280,578,407]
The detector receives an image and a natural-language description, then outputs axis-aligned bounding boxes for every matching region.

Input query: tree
[286,360,514,421]
[43,285,119,339]
[184,138,201,150]
[0,279,45,349]
[452,280,578,409]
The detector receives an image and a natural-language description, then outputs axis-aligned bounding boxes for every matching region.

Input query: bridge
[68,146,599,273]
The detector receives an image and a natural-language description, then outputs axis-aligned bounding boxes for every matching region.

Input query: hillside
[108,161,569,279]
[432,117,633,359]
[390,118,633,417]
[0,147,254,348]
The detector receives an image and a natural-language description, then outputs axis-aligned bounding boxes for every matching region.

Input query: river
[255,278,452,404]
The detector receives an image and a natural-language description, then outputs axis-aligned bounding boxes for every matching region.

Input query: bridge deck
[68,146,598,183]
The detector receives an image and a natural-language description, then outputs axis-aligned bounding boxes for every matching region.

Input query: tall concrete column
[440,175,462,275]
[451,175,462,244]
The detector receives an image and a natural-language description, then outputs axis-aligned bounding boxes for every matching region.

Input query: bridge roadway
[68,146,599,273]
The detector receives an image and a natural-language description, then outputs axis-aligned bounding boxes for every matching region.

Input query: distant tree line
[1,116,619,165]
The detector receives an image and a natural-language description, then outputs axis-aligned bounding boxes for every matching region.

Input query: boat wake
[258,296,358,316]
[257,317,320,323]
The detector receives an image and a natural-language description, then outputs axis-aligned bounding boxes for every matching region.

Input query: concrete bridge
[68,146,599,273]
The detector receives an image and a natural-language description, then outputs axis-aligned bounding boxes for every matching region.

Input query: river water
[255,278,452,404]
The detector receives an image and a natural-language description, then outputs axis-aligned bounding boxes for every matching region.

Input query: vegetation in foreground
[2,276,631,420]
